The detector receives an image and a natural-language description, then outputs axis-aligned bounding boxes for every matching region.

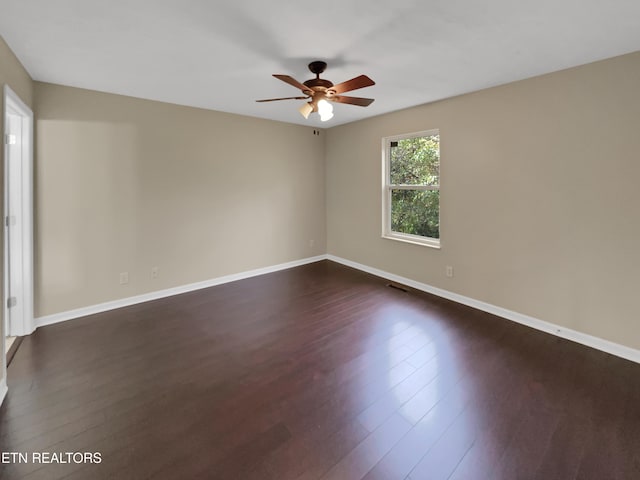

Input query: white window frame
[381,129,441,249]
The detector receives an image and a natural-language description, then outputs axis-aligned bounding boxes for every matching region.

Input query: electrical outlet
[309,239,315,248]
[119,272,129,285]
[151,267,159,279]
[446,266,454,278]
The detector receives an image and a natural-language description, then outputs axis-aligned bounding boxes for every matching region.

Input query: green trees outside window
[385,132,440,244]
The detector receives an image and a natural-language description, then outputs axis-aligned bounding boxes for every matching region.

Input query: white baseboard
[327,254,640,365]
[33,252,640,365]
[0,377,7,407]
[35,255,327,328]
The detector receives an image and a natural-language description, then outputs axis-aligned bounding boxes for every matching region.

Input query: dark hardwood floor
[1,260,639,479]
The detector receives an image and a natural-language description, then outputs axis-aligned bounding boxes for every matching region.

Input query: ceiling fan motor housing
[303,78,334,90]
[304,61,334,92]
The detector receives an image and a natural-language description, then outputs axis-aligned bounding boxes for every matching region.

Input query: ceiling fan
[256,61,375,122]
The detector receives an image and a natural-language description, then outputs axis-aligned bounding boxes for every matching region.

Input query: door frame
[3,85,34,342]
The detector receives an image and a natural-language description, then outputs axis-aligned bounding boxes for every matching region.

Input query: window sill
[382,233,441,249]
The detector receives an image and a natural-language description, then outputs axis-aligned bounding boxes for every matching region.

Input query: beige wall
[0,36,33,384]
[0,37,32,108]
[326,51,640,351]
[35,83,326,317]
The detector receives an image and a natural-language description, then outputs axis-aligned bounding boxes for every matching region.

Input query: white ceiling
[1,0,639,127]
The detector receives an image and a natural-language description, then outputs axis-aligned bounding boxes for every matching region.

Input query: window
[382,130,440,248]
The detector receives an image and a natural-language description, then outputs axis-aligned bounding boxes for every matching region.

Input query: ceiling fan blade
[256,96,309,102]
[273,74,313,93]
[331,95,375,107]
[329,75,375,94]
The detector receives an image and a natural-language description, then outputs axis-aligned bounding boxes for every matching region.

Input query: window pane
[391,189,440,239]
[390,135,439,186]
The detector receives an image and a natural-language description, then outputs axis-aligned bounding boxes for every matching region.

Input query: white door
[5,113,25,336]
[3,86,34,338]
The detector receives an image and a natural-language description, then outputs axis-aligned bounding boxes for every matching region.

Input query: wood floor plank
[362,383,470,480]
[0,260,638,480]
[319,413,412,480]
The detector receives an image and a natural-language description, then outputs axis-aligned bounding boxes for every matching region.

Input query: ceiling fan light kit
[317,99,333,121]
[257,61,375,122]
[299,102,314,119]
